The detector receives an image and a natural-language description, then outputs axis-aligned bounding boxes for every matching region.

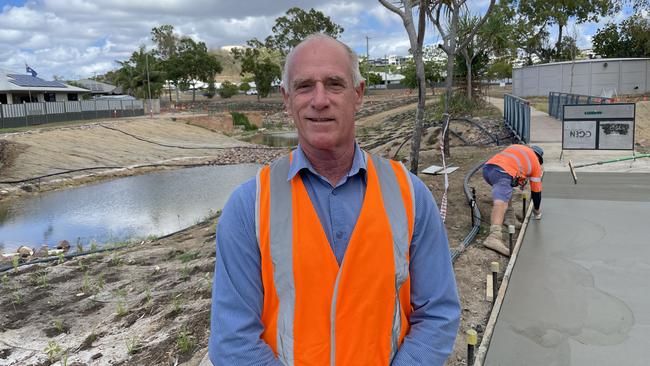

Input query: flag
[25,64,37,77]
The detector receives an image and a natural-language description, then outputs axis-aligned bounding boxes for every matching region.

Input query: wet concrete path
[484,172,650,365]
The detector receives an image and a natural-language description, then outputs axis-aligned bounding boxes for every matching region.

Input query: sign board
[562,103,635,150]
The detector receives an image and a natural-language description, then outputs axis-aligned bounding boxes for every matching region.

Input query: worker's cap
[531,145,544,164]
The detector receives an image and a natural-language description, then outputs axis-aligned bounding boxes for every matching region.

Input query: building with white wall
[0,72,89,104]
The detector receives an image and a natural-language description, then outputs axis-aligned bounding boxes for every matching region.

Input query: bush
[218,81,238,99]
[231,112,258,131]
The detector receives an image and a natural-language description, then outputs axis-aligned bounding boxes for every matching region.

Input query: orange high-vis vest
[255,151,415,365]
[486,144,543,192]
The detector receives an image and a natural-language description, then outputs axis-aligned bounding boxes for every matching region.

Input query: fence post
[0,103,4,129]
[43,102,48,125]
[24,103,28,127]
[78,101,82,121]
[95,99,98,119]
[525,101,531,143]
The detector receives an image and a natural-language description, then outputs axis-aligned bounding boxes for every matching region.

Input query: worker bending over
[481,144,544,256]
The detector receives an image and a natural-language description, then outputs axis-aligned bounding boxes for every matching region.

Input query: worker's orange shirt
[486,144,542,192]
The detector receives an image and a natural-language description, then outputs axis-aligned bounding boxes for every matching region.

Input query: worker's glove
[532,209,542,220]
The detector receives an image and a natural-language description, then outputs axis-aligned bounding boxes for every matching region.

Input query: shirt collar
[288,143,367,182]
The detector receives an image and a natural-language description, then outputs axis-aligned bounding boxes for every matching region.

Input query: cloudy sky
[0,0,639,80]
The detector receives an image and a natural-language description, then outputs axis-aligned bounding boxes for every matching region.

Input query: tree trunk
[555,23,564,61]
[410,53,426,174]
[463,49,473,100]
[442,5,459,158]
[192,86,196,103]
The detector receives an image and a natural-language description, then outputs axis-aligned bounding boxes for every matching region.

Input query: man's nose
[310,83,329,110]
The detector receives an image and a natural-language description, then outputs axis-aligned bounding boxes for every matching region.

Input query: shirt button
[331,190,337,196]
[336,231,343,239]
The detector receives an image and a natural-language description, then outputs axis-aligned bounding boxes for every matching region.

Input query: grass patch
[231,112,258,131]
[177,328,196,354]
[176,250,200,263]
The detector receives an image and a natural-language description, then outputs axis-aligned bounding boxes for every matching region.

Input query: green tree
[219,81,239,99]
[367,73,383,87]
[592,15,650,58]
[486,59,513,80]
[174,38,222,102]
[239,82,251,92]
[458,3,514,99]
[114,46,165,99]
[265,7,344,54]
[401,60,444,91]
[232,42,282,99]
[509,0,621,62]
[151,25,181,102]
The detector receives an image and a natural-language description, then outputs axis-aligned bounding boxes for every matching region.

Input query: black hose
[449,118,499,144]
[99,124,284,151]
[450,159,488,262]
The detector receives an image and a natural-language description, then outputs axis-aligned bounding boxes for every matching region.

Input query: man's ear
[281,86,292,116]
[354,80,365,112]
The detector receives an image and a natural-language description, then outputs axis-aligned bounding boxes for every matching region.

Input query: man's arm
[392,175,461,365]
[208,179,283,365]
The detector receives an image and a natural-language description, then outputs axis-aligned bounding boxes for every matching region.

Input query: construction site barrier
[547,91,614,120]
[503,94,530,144]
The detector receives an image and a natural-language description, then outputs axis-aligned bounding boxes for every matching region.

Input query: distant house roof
[75,79,118,94]
[0,72,89,93]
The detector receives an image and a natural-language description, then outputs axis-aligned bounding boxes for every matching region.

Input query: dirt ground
[0,91,647,366]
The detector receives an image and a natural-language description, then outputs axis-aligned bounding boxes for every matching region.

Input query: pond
[0,164,260,252]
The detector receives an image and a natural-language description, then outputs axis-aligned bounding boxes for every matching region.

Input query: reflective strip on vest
[267,155,296,365]
[509,145,532,175]
[256,152,414,365]
[499,151,525,178]
[370,154,410,361]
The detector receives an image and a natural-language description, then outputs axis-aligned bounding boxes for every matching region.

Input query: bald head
[281,34,363,92]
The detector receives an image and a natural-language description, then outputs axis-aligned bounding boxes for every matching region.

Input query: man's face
[281,39,365,153]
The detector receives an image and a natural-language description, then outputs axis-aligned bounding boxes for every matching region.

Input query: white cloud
[0,0,634,81]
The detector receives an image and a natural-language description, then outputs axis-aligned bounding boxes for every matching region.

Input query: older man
[208,34,460,365]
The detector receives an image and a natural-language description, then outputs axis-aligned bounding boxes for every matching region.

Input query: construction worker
[208,34,460,365]
[481,144,544,256]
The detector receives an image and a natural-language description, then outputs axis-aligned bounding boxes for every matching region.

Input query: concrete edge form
[473,197,534,366]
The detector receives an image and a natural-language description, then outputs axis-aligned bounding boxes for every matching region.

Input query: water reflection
[246,131,298,147]
[0,164,260,252]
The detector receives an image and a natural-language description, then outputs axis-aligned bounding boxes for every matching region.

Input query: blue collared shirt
[209,144,460,365]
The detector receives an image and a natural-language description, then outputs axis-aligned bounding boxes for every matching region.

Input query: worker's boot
[483,225,510,256]
[504,204,522,229]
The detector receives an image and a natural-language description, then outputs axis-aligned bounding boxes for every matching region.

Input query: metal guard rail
[547,92,614,120]
[503,94,530,144]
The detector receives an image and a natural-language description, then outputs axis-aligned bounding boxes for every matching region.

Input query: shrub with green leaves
[231,112,258,131]
[218,81,239,99]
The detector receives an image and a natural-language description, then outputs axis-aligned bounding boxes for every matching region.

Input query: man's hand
[532,209,542,220]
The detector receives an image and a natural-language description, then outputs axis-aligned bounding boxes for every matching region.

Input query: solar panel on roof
[7,74,67,88]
